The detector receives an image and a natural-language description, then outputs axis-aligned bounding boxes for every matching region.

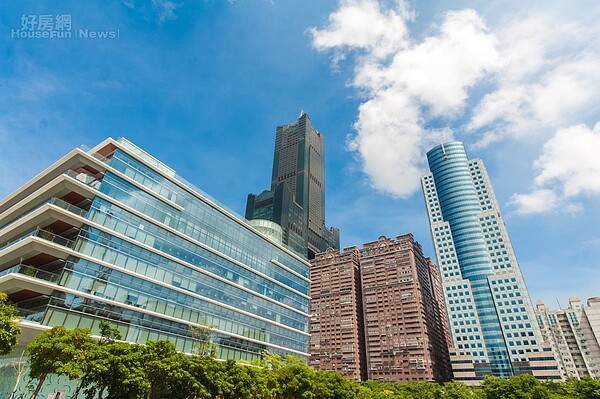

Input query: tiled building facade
[536,297,600,379]
[309,246,366,380]
[309,234,451,382]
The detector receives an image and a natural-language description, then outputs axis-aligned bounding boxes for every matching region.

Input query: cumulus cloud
[311,1,498,197]
[534,123,600,195]
[151,0,181,22]
[311,0,412,63]
[466,13,600,146]
[510,123,600,215]
[509,189,559,215]
[312,1,600,204]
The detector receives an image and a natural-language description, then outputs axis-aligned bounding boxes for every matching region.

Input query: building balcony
[0,263,63,285]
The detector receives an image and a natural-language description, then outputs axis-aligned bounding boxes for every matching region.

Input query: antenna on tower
[440,130,448,159]
[300,108,305,117]
[556,297,562,310]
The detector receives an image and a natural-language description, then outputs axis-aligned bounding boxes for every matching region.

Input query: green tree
[98,320,122,342]
[253,350,285,370]
[190,324,217,357]
[69,341,100,399]
[251,363,281,399]
[253,353,315,399]
[147,350,207,399]
[74,321,136,399]
[360,380,402,399]
[442,381,478,399]
[27,326,95,399]
[482,374,549,399]
[543,379,576,399]
[219,359,256,399]
[142,340,183,398]
[312,370,357,399]
[353,384,373,399]
[0,292,21,355]
[403,380,445,398]
[574,377,600,399]
[188,355,228,398]
[276,363,315,399]
[82,341,148,399]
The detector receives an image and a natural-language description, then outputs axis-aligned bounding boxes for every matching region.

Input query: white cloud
[534,123,600,196]
[312,1,600,202]
[509,189,559,215]
[124,0,182,22]
[467,12,600,145]
[511,123,600,215]
[389,9,498,116]
[152,0,181,22]
[583,238,600,248]
[311,1,498,197]
[310,0,412,63]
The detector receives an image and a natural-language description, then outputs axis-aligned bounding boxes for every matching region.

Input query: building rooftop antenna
[440,130,448,159]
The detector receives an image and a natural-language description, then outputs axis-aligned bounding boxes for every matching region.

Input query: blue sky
[1,0,599,309]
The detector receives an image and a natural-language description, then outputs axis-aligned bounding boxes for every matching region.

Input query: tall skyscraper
[0,138,310,377]
[309,234,451,383]
[246,113,339,259]
[309,246,366,381]
[422,141,561,383]
[536,297,600,379]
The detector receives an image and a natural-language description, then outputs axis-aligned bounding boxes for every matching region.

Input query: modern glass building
[0,137,310,364]
[421,141,560,383]
[246,113,339,259]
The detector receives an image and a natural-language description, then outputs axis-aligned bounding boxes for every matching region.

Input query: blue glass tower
[422,141,559,382]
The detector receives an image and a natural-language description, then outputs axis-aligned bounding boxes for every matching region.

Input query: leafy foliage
[0,292,21,355]
[482,374,549,399]
[27,326,96,399]
[22,324,600,399]
[98,320,122,342]
[190,324,217,357]
[82,340,148,399]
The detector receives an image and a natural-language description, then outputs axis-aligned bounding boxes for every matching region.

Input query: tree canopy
[0,291,21,355]
[15,323,600,399]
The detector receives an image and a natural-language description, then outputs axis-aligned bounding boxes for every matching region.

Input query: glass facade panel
[58,257,308,351]
[87,197,308,311]
[424,141,551,378]
[0,138,311,362]
[107,150,309,279]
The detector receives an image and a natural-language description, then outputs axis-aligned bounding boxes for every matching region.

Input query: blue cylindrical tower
[427,141,513,377]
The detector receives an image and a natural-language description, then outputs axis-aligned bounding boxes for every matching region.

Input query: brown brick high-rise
[309,234,451,383]
[309,247,367,380]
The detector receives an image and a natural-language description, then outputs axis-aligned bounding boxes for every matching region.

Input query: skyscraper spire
[245,113,339,259]
[439,129,447,159]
